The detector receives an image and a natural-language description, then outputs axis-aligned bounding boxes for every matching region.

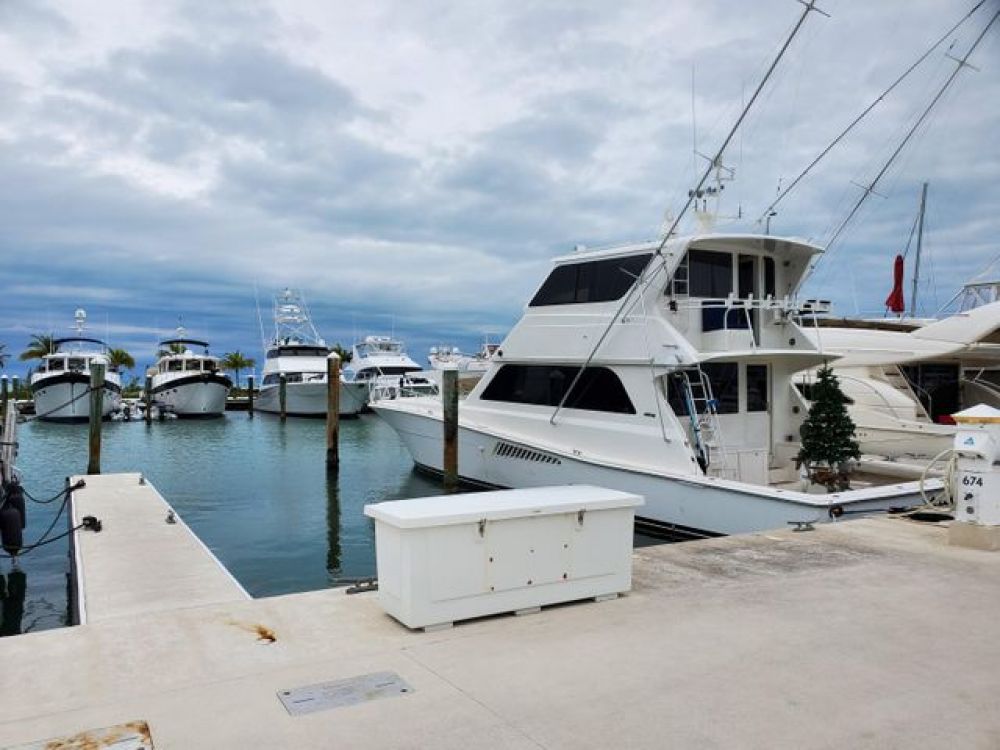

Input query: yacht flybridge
[150,330,232,418]
[257,289,368,417]
[373,233,942,537]
[30,309,122,422]
[345,335,437,403]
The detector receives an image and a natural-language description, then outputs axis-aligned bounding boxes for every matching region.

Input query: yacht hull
[31,374,122,422]
[150,374,231,418]
[256,381,368,417]
[373,400,936,537]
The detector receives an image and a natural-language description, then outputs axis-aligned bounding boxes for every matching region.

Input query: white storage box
[364,485,643,630]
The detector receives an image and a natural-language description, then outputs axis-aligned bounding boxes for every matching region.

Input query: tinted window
[746,364,768,412]
[688,249,732,298]
[530,254,653,306]
[481,365,635,414]
[764,257,776,297]
[702,363,739,414]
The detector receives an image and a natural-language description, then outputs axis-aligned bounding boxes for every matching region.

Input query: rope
[1,483,84,559]
[19,384,97,422]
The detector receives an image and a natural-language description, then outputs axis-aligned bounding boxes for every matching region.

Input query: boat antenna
[549,0,827,426]
[909,182,929,317]
[757,0,986,226]
[799,8,998,291]
[254,281,267,350]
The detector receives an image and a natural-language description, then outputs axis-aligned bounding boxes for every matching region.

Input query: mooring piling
[247,373,255,416]
[11,376,19,405]
[326,353,341,472]
[1,376,8,420]
[88,363,105,475]
[279,373,287,420]
[442,366,459,492]
[144,372,153,425]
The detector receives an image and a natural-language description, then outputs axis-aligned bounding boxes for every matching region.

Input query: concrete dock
[1,482,999,748]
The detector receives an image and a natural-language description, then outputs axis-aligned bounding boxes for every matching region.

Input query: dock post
[11,376,19,407]
[326,353,341,472]
[442,366,459,492]
[247,374,255,416]
[1,376,7,419]
[87,363,105,475]
[144,372,153,424]
[279,373,287,421]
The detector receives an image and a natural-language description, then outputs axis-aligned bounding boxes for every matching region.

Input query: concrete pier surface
[1,505,998,747]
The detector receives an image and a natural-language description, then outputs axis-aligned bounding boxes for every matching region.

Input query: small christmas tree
[797,365,861,491]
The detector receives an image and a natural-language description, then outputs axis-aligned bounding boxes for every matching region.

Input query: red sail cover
[885,254,905,313]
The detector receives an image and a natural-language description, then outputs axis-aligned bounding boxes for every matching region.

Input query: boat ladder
[677,368,735,479]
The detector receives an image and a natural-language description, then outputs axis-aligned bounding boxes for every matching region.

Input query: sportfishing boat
[29,309,122,422]
[256,289,367,417]
[428,340,498,374]
[345,335,438,403]
[373,234,944,537]
[149,329,232,418]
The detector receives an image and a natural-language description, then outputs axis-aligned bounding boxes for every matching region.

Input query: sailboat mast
[910,181,928,317]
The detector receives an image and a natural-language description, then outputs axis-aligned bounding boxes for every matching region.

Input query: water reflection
[325,477,341,577]
[1,569,26,637]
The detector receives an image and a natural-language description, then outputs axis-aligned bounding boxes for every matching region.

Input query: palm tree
[0,343,8,369]
[222,351,255,389]
[331,343,353,363]
[107,348,135,372]
[20,333,57,362]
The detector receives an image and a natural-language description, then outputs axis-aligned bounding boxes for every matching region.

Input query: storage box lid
[364,485,644,528]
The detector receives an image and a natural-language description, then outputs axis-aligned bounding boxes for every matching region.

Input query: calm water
[3,412,448,636]
[3,410,665,637]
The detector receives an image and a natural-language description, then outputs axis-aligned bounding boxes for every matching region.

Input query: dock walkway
[69,473,248,624]
[1,487,998,748]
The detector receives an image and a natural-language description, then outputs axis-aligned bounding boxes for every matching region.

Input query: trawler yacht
[257,289,367,417]
[149,330,231,417]
[345,335,438,403]
[373,234,943,537]
[30,309,122,422]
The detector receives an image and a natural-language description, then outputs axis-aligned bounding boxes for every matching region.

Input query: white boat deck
[1,478,998,748]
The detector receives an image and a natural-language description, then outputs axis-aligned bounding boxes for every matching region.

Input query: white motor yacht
[428,340,498,375]
[345,335,438,404]
[30,309,122,422]
[373,234,944,537]
[796,305,1000,458]
[256,289,368,417]
[149,331,232,418]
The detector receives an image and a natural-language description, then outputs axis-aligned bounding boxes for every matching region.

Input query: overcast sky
[1,0,998,376]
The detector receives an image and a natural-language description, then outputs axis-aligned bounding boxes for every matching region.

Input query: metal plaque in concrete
[278,671,413,716]
[4,720,153,749]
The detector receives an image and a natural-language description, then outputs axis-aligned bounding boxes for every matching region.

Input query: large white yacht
[256,289,368,417]
[344,335,438,403]
[428,340,498,375]
[30,309,122,422]
[795,304,1000,458]
[149,330,231,418]
[373,234,944,537]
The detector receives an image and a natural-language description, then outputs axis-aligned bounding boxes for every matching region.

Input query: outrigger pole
[549,0,828,425]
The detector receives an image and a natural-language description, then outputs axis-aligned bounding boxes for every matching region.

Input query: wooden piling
[11,376,19,406]
[326,353,341,472]
[87,363,105,475]
[1,376,8,420]
[247,374,255,416]
[442,367,459,492]
[144,373,153,424]
[279,373,287,421]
